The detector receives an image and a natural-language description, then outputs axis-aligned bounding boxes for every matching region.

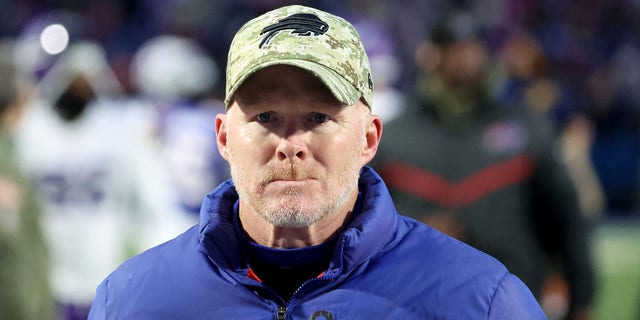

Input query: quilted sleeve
[488,273,547,320]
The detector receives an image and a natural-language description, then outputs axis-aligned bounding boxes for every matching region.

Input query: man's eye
[256,112,273,122]
[311,113,328,124]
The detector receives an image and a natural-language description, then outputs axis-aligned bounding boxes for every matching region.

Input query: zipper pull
[277,305,287,320]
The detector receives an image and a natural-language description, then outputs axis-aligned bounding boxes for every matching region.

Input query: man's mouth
[268,178,314,185]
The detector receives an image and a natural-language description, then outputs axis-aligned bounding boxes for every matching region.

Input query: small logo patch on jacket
[310,310,334,320]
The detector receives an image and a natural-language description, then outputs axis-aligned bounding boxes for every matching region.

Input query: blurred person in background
[13,32,162,319]
[495,31,605,219]
[494,31,559,115]
[373,16,595,320]
[127,34,230,244]
[0,38,55,320]
[352,17,407,123]
[584,45,640,217]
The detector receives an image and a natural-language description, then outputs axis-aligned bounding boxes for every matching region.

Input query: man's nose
[275,129,308,161]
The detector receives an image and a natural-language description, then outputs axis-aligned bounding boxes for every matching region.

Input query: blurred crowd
[1,0,640,319]
[1,0,636,216]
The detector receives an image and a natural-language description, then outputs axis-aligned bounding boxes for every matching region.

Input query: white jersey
[14,97,164,305]
[118,97,231,246]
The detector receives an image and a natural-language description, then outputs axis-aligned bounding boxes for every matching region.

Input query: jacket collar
[196,166,402,278]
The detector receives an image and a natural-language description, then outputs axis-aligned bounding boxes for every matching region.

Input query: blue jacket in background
[89,167,546,319]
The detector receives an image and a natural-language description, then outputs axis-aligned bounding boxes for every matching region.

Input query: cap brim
[225,59,361,108]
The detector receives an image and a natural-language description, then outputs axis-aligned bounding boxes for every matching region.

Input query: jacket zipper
[276,274,334,320]
[277,305,286,320]
[277,242,344,320]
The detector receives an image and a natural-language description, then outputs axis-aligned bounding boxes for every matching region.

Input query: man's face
[216,65,379,228]
[439,39,487,88]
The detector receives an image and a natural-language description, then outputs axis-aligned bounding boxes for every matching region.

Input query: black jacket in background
[373,97,594,315]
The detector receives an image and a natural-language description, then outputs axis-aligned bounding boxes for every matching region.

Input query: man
[14,40,165,319]
[88,5,546,319]
[373,21,594,320]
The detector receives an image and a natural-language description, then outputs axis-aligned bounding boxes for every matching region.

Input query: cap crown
[225,5,373,108]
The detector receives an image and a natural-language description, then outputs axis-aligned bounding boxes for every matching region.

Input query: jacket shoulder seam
[486,270,509,320]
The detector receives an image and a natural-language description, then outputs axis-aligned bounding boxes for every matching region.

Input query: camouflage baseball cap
[224,5,373,109]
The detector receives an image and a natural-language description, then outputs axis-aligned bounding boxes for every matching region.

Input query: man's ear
[362,113,383,164]
[215,114,230,161]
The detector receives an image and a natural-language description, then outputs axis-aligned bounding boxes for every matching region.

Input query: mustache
[262,164,318,183]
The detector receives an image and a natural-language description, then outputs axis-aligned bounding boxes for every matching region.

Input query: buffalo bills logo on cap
[259,13,329,48]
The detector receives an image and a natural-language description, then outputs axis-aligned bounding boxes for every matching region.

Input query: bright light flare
[40,24,69,55]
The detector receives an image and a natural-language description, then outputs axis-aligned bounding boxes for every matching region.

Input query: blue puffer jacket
[89,167,546,319]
